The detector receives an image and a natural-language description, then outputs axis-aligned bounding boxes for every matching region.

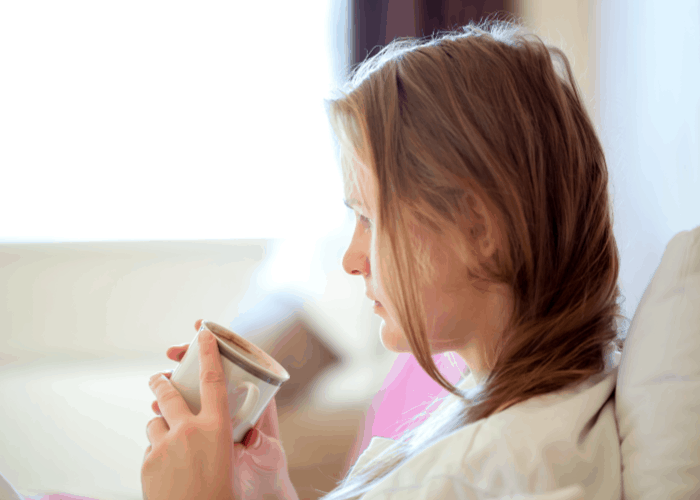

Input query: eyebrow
[343,198,363,209]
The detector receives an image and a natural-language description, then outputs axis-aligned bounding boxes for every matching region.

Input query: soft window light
[0,0,347,243]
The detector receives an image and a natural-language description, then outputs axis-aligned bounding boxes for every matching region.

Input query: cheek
[371,236,393,295]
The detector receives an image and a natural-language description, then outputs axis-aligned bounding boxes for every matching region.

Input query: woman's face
[341,169,411,353]
[341,165,511,381]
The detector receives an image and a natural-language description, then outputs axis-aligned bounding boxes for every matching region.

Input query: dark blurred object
[229,291,344,411]
[352,0,512,66]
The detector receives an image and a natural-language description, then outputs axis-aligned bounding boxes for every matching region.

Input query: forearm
[235,470,300,500]
[270,471,300,500]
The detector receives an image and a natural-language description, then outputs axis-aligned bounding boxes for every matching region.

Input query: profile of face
[341,164,512,380]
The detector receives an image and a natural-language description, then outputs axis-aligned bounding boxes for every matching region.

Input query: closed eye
[345,200,373,231]
[358,214,372,230]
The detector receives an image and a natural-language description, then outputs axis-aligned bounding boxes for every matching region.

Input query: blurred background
[1,1,698,499]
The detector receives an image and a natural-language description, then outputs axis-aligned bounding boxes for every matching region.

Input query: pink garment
[358,353,468,456]
[27,495,98,500]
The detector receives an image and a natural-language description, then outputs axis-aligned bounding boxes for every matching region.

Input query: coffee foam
[203,321,287,379]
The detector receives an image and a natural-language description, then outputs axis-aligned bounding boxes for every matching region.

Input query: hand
[142,322,234,500]
[146,319,300,500]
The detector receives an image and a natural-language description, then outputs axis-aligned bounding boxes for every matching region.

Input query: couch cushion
[616,226,700,499]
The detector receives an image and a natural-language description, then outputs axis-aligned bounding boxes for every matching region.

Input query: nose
[342,224,370,277]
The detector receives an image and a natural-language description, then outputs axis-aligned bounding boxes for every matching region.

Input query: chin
[379,320,412,353]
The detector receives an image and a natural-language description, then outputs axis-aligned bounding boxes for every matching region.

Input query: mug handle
[229,381,260,426]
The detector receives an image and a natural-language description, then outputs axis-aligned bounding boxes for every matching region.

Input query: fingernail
[253,428,263,449]
[199,329,210,342]
[177,352,185,361]
[243,428,260,448]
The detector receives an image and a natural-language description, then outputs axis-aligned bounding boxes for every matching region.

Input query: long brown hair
[321,18,628,500]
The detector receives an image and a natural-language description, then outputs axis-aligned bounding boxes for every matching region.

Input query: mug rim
[202,320,290,387]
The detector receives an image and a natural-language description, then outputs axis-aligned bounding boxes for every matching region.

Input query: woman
[143,19,627,500]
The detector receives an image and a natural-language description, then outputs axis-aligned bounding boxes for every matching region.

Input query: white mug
[169,320,290,443]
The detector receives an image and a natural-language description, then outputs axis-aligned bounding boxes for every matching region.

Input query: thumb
[244,428,289,473]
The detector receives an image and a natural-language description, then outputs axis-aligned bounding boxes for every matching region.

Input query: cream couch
[0,239,398,500]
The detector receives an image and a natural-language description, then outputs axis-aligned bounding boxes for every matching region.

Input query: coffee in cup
[204,321,288,383]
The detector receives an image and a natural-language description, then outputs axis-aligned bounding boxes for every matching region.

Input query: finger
[194,319,204,331]
[197,325,230,420]
[166,345,189,361]
[146,415,168,445]
[162,320,205,362]
[255,397,280,440]
[148,370,173,383]
[151,401,167,414]
[149,371,173,415]
[149,372,192,424]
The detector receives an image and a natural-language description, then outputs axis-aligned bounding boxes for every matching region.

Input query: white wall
[0,0,346,243]
[596,0,700,322]
[518,0,598,122]
[518,0,700,325]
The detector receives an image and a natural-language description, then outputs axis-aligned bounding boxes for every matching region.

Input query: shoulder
[477,368,621,495]
[363,476,587,500]
[365,367,621,499]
